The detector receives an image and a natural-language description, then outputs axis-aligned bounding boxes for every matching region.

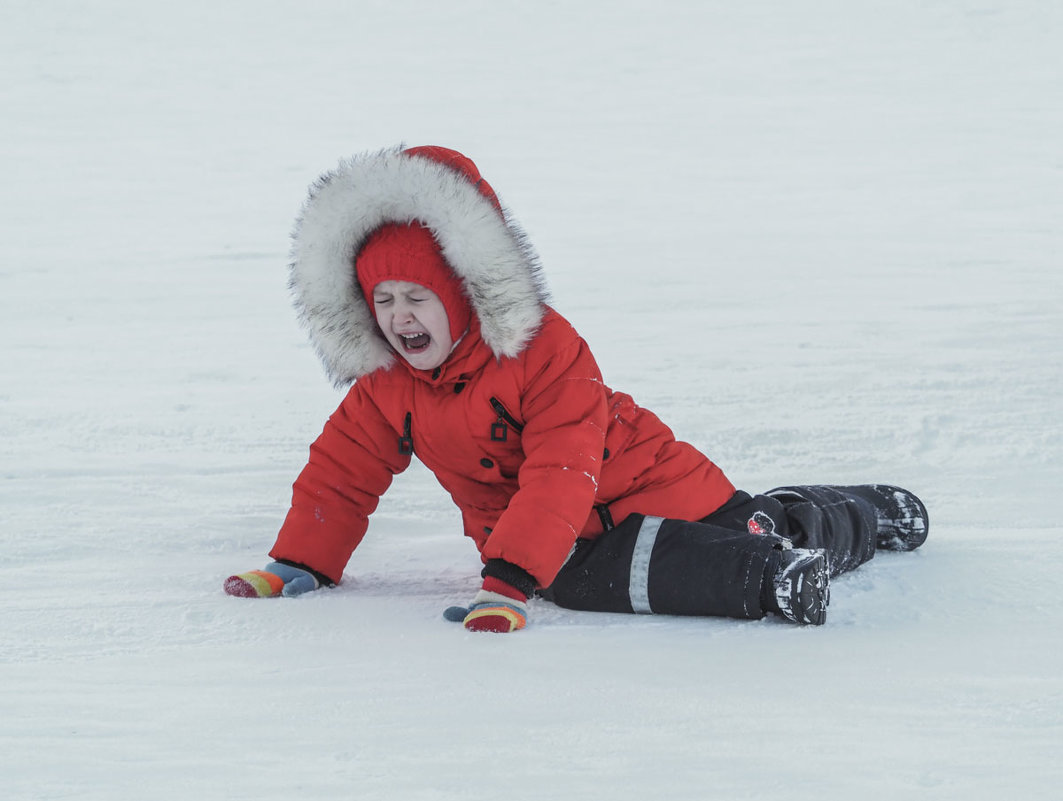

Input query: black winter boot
[765,548,830,625]
[838,485,929,551]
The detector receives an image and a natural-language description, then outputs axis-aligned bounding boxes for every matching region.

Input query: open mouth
[398,332,431,353]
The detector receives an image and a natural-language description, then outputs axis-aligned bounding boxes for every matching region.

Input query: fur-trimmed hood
[289,146,550,386]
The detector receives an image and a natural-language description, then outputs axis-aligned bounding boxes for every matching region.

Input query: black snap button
[480,458,494,468]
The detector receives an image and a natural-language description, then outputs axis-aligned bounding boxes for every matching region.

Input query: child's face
[372,280,454,370]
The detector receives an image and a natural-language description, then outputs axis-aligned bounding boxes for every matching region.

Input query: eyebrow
[374,288,430,300]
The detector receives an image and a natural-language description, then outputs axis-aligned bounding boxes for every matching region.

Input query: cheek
[431,313,448,337]
[428,305,451,337]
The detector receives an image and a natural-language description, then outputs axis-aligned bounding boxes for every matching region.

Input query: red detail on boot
[747,512,776,536]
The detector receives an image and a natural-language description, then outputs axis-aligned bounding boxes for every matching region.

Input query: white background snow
[2,1,1061,799]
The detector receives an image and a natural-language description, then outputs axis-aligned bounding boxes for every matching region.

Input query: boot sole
[775,551,830,625]
[869,485,929,551]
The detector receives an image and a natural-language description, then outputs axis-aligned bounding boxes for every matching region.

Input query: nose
[393,299,415,322]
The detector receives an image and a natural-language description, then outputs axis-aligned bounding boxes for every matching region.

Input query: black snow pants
[540,485,878,621]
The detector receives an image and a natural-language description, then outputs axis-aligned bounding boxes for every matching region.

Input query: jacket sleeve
[480,325,609,587]
[269,380,411,584]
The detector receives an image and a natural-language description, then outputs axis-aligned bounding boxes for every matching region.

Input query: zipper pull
[398,412,414,455]
[491,417,507,442]
[489,398,508,442]
[489,397,524,441]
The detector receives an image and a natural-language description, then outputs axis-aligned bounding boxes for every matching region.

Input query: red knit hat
[356,221,472,343]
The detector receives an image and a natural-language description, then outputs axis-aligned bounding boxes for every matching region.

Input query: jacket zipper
[398,412,414,455]
[489,397,523,441]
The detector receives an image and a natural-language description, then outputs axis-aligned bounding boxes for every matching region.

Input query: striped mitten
[444,576,529,633]
[224,562,320,598]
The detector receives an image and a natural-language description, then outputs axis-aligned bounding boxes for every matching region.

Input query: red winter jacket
[270,145,735,588]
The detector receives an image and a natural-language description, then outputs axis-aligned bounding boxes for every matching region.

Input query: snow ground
[2,1,1061,799]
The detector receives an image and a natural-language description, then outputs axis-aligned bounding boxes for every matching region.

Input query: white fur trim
[289,146,549,385]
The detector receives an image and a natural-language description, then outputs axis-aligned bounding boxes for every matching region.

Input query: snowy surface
[2,1,1062,799]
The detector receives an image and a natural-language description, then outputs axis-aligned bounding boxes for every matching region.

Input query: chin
[403,352,444,371]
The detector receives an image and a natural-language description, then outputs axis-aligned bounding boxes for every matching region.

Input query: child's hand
[444,577,530,633]
[224,562,320,598]
[463,590,528,632]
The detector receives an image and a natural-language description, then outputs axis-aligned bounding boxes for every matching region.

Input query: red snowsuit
[257,147,918,625]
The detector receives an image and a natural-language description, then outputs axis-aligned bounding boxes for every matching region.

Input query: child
[225,145,928,632]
